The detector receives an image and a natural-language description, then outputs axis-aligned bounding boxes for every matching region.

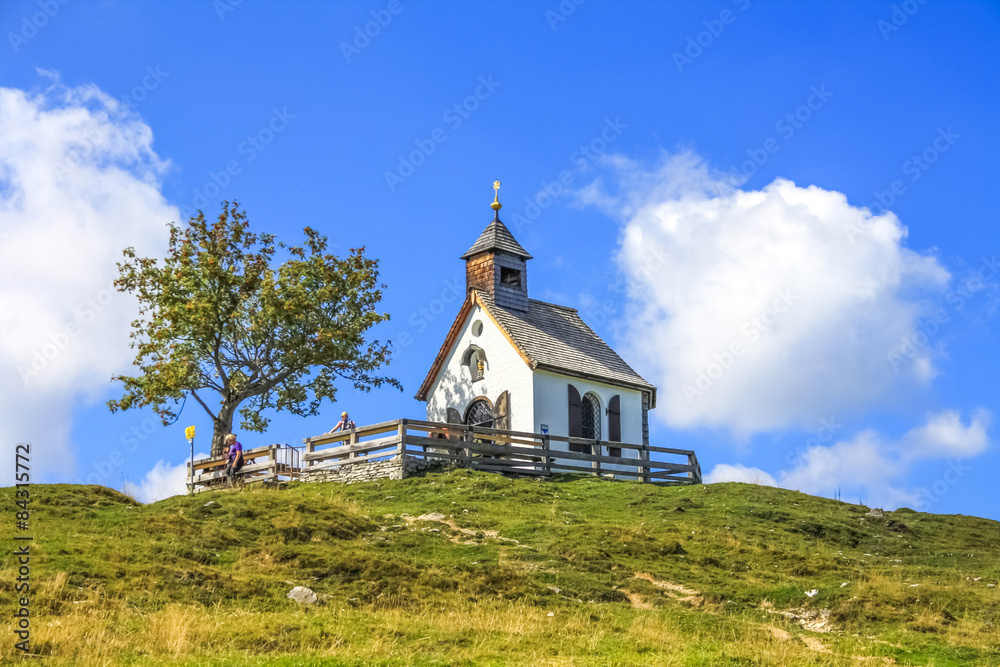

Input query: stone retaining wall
[300,454,440,485]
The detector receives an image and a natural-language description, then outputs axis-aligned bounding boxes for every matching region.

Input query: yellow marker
[185,425,196,440]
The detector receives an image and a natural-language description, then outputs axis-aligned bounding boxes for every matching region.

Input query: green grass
[2,468,998,665]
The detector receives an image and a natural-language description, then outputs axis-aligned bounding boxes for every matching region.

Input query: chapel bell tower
[460,180,533,312]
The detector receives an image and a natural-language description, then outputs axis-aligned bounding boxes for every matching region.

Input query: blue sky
[1,0,997,518]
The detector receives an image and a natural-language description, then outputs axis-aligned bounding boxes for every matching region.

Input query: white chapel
[415,183,657,462]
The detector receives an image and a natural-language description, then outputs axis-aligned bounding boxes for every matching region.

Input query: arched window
[569,384,602,453]
[461,345,487,381]
[582,393,601,440]
[464,398,494,427]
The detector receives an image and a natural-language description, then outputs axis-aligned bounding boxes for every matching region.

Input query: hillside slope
[2,469,998,665]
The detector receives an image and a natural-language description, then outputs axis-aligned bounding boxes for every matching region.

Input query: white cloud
[0,74,178,484]
[131,455,206,503]
[585,151,951,434]
[901,408,990,459]
[704,463,776,486]
[715,409,993,509]
[780,429,903,500]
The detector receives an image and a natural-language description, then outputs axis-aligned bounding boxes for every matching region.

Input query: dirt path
[395,512,521,545]
[621,590,653,609]
[633,572,702,604]
[799,635,831,653]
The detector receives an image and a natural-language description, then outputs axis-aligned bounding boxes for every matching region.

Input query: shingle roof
[459,217,533,260]
[476,291,655,398]
[414,289,656,403]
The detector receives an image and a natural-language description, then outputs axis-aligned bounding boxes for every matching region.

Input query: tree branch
[189,389,217,421]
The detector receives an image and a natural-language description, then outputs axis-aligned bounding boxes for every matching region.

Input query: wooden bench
[187,444,298,492]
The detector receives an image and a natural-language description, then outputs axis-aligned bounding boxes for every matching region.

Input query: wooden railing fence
[186,419,701,492]
[301,419,701,485]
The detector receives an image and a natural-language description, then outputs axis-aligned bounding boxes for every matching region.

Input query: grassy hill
[2,468,998,665]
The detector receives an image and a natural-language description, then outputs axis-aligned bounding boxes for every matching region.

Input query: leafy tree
[108,202,399,456]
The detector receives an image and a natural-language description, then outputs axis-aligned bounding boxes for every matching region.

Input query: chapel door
[493,391,510,431]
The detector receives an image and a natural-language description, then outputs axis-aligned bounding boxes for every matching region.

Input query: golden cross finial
[491,179,502,212]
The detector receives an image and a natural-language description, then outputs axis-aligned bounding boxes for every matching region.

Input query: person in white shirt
[330,411,356,433]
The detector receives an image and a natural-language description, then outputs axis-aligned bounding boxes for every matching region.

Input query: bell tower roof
[460,218,533,260]
[460,181,533,260]
[462,180,531,311]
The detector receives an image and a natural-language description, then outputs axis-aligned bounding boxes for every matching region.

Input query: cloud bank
[0,74,178,484]
[703,463,777,486]
[705,409,991,509]
[583,151,951,434]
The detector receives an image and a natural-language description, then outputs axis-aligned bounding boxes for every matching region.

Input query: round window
[471,320,484,337]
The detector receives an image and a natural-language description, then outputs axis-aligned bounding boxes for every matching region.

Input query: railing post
[688,452,702,484]
[304,438,315,469]
[349,427,358,462]
[542,435,550,475]
[593,439,602,476]
[397,419,406,460]
[464,426,472,468]
[641,445,651,484]
[269,444,277,483]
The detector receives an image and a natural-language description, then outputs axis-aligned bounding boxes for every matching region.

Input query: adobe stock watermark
[214,0,244,21]
[915,459,970,509]
[53,66,169,179]
[579,295,620,331]
[722,85,833,185]
[341,0,404,63]
[7,0,71,54]
[887,255,997,373]
[508,117,627,233]
[384,76,501,192]
[607,243,668,304]
[567,246,669,354]
[878,0,929,41]
[118,65,169,111]
[845,126,960,243]
[785,416,844,467]
[388,276,465,358]
[53,124,108,179]
[17,279,118,384]
[546,0,586,30]
[673,0,751,73]
[78,415,162,487]
[178,107,295,220]
[683,289,796,403]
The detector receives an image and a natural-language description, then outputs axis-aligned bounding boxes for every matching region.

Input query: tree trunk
[211,400,239,457]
